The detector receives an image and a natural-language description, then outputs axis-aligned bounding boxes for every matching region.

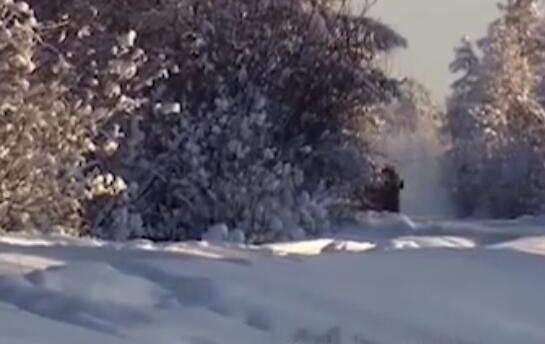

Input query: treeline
[443,0,545,218]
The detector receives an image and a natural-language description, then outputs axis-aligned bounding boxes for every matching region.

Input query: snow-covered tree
[443,38,487,217]
[372,79,442,136]
[0,1,90,233]
[0,0,162,235]
[445,0,545,218]
[445,38,482,142]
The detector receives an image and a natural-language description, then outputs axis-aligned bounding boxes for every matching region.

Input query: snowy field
[0,213,545,344]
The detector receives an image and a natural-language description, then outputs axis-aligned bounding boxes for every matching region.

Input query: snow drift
[0,215,544,344]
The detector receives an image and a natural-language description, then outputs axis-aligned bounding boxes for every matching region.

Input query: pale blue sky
[370,0,500,100]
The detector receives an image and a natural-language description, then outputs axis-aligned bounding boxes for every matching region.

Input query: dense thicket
[2,0,406,241]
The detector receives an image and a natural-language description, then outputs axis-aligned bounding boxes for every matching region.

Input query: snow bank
[0,215,545,343]
[391,235,476,249]
[266,239,376,256]
[492,236,545,257]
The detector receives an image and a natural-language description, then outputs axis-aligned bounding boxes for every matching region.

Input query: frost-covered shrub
[0,1,88,233]
[94,0,406,242]
[0,0,157,234]
[29,0,405,241]
[32,10,155,234]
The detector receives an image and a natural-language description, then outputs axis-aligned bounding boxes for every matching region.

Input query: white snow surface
[1,213,545,344]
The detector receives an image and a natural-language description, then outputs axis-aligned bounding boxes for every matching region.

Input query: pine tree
[446,38,482,143]
[445,0,545,218]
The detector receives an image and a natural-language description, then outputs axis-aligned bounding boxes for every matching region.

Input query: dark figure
[380,166,404,212]
[361,165,404,213]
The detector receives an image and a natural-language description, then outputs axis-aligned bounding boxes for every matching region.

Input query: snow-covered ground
[1,213,545,344]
